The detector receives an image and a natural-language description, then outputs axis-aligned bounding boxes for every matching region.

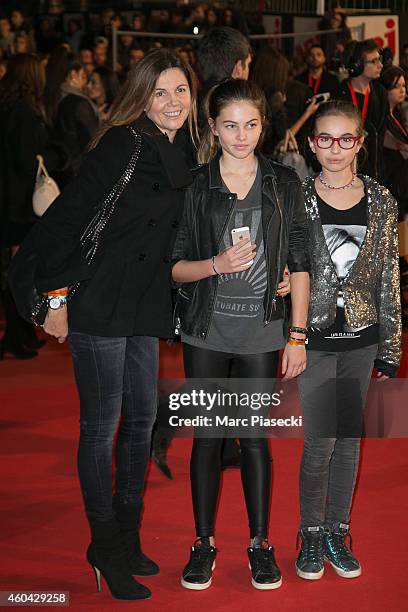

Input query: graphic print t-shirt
[182,165,285,354]
[307,191,379,351]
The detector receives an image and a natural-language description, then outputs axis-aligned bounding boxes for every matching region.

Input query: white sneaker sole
[180,561,216,590]
[295,563,324,580]
[248,562,283,590]
[326,559,362,578]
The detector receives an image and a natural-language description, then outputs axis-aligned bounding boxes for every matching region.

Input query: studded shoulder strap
[69,126,142,297]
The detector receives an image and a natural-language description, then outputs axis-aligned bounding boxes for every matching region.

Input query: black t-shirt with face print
[307,191,379,351]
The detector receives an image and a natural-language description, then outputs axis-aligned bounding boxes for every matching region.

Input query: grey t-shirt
[182,164,285,354]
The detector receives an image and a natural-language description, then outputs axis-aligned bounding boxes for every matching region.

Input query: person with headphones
[335,39,388,182]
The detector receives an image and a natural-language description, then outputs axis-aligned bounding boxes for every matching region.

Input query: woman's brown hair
[89,48,199,149]
[0,53,45,116]
[251,47,289,96]
[198,78,266,164]
[380,65,406,91]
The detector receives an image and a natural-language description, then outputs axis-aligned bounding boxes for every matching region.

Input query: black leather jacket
[172,152,310,339]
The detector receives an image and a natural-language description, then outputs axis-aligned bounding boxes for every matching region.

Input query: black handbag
[8,126,142,326]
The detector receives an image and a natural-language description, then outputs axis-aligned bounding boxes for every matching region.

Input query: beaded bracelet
[289,326,307,335]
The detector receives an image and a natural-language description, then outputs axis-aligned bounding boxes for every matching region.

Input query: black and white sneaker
[324,523,361,578]
[295,526,325,580]
[248,540,282,590]
[181,538,217,590]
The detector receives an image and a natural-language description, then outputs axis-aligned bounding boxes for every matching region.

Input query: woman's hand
[281,343,307,380]
[305,97,320,118]
[43,307,68,343]
[278,129,299,154]
[98,103,111,122]
[277,266,290,297]
[214,239,257,274]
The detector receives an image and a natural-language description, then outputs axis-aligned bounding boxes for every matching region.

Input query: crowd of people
[0,3,255,78]
[0,3,406,603]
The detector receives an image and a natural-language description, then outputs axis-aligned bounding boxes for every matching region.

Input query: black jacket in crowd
[296,68,339,97]
[335,78,388,182]
[53,88,99,185]
[172,152,310,339]
[383,107,408,218]
[33,114,193,338]
[0,99,65,241]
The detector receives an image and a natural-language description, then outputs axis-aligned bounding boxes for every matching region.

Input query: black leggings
[183,343,279,539]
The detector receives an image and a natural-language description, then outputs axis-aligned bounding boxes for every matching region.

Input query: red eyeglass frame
[313,135,360,149]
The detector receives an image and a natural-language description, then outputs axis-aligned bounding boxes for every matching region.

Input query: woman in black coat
[44,48,99,186]
[380,65,408,219]
[0,53,65,359]
[33,48,198,601]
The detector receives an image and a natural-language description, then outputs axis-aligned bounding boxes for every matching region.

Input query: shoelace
[327,532,355,564]
[296,532,323,564]
[189,541,214,570]
[251,547,275,574]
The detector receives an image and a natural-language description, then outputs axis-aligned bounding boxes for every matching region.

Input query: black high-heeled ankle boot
[151,429,173,479]
[87,519,151,600]
[114,500,160,577]
[22,323,46,350]
[0,336,38,360]
[0,289,39,359]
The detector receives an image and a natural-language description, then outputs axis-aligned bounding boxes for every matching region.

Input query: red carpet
[0,336,407,611]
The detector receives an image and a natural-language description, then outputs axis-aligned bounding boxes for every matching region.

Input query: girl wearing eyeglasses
[296,100,401,581]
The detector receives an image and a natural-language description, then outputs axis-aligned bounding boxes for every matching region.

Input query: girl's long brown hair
[89,48,199,149]
[251,47,289,95]
[0,53,45,116]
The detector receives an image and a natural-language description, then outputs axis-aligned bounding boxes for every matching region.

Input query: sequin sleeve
[375,190,402,368]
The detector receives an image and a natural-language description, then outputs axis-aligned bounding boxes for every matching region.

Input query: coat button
[138,253,147,261]
[148,218,157,227]
[163,256,171,264]
[152,182,160,191]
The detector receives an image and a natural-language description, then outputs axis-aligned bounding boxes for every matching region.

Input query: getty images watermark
[156,378,408,438]
[156,379,304,438]
[167,388,302,430]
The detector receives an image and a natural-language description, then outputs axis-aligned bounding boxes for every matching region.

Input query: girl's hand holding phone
[214,239,257,274]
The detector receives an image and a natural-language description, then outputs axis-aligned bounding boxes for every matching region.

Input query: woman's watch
[47,295,67,310]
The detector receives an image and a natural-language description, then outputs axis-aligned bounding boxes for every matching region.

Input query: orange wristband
[47,289,68,297]
[288,338,306,346]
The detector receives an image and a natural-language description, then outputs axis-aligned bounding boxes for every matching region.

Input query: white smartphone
[231,226,253,267]
[307,91,331,105]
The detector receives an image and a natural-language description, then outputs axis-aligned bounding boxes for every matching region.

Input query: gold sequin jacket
[302,175,401,369]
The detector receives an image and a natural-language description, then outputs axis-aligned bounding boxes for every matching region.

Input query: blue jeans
[69,332,159,522]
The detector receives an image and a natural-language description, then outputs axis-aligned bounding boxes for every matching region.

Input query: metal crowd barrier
[111,24,365,71]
